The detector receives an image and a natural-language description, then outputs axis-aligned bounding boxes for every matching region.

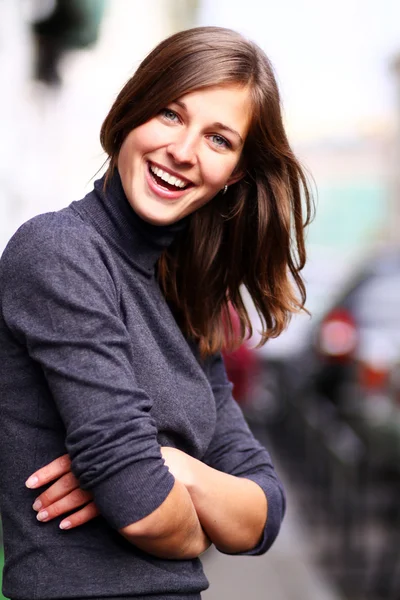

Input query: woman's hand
[26,454,100,529]
[26,447,195,531]
[26,452,211,558]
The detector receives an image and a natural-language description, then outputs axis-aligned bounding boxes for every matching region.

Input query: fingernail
[25,476,39,488]
[32,499,42,511]
[36,510,48,522]
[59,520,71,530]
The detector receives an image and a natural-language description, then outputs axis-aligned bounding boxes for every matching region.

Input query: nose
[167,131,198,166]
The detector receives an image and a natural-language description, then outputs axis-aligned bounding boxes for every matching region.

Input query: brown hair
[100,26,314,356]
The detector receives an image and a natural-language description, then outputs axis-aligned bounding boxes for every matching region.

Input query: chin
[135,204,182,227]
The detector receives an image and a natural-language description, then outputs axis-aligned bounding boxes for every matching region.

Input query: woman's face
[117,83,252,225]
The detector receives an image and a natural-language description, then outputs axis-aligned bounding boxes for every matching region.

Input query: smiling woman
[0,26,313,600]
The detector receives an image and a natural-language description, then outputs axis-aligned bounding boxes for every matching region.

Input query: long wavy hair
[100,26,314,356]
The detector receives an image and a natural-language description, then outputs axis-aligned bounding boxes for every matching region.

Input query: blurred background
[1,1,400,599]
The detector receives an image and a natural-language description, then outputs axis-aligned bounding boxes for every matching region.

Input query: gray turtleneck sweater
[0,172,285,600]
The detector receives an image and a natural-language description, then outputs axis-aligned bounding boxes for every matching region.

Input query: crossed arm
[26,447,267,559]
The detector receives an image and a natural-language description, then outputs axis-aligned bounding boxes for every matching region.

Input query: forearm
[119,479,210,559]
[187,460,267,553]
[161,448,267,554]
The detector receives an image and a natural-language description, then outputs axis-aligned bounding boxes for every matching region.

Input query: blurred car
[293,248,400,470]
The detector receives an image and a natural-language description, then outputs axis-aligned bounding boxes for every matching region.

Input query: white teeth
[149,164,188,189]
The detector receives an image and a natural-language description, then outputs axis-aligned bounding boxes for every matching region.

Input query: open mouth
[147,162,194,192]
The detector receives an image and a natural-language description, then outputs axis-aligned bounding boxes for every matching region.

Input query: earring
[222,185,228,195]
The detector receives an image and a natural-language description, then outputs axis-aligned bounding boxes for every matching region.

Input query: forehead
[175,84,252,139]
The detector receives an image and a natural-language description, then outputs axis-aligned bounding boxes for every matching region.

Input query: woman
[0,26,312,600]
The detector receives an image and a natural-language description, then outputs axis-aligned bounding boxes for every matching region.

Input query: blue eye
[161,108,179,122]
[210,134,230,149]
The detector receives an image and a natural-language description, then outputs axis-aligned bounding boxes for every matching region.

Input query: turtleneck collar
[72,169,188,277]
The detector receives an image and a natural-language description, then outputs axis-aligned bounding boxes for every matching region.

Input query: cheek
[132,121,169,152]
[202,157,238,189]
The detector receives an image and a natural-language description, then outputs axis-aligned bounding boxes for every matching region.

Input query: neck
[74,169,188,277]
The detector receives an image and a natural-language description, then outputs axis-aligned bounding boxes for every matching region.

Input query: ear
[227,169,246,186]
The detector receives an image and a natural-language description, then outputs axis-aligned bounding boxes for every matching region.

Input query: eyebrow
[173,99,244,145]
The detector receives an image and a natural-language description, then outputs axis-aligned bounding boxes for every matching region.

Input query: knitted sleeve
[0,214,174,529]
[202,351,286,555]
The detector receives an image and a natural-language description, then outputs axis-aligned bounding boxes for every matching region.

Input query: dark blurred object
[222,305,258,406]
[31,0,106,85]
[223,341,258,405]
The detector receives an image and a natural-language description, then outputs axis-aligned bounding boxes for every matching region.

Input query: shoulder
[2,208,103,255]
[1,208,110,276]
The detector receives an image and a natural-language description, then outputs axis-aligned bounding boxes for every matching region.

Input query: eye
[160,108,180,123]
[209,134,231,149]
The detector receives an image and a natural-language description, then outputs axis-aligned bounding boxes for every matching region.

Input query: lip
[145,161,195,201]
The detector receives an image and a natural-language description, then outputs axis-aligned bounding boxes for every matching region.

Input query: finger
[36,488,92,523]
[59,502,100,530]
[26,454,71,489]
[32,472,80,511]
